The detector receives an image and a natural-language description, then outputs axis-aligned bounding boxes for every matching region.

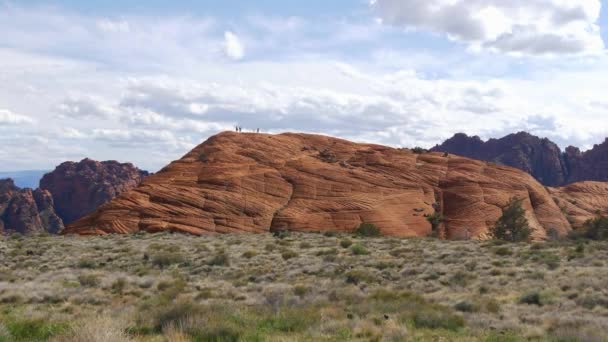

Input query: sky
[1,0,608,172]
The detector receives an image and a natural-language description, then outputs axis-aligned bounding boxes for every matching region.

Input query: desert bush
[491,197,531,242]
[454,301,477,313]
[354,223,381,237]
[151,251,185,268]
[582,216,608,240]
[3,316,69,341]
[208,251,230,267]
[78,274,100,287]
[350,244,369,255]
[241,250,257,259]
[111,277,128,294]
[345,269,376,285]
[293,285,310,298]
[412,309,464,331]
[519,291,543,306]
[281,250,298,260]
[299,242,312,249]
[426,212,444,233]
[77,258,97,269]
[64,315,132,342]
[411,147,427,154]
[494,246,513,256]
[340,239,353,248]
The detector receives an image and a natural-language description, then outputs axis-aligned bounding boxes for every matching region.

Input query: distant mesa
[40,158,148,225]
[0,159,148,234]
[67,131,608,240]
[432,132,608,186]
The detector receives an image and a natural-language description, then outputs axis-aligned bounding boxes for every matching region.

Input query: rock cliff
[432,133,608,186]
[40,159,148,224]
[0,179,64,234]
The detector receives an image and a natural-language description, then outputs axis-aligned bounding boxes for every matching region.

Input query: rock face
[40,159,149,224]
[549,182,608,229]
[68,132,581,240]
[0,179,64,234]
[432,133,608,186]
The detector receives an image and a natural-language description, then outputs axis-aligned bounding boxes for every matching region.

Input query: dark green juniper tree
[584,216,608,240]
[491,197,532,242]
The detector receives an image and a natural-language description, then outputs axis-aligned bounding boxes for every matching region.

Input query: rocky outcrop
[564,139,608,184]
[432,132,568,186]
[549,182,608,229]
[0,179,64,234]
[40,159,148,224]
[432,133,608,186]
[67,131,580,240]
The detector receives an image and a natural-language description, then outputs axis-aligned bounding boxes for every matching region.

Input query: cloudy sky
[1,0,608,172]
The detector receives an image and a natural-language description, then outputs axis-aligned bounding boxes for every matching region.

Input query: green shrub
[350,244,369,255]
[111,277,127,294]
[412,309,464,331]
[154,302,201,331]
[519,292,542,306]
[345,270,375,285]
[77,258,97,269]
[454,301,477,313]
[208,252,230,267]
[293,285,309,298]
[583,216,608,240]
[354,223,381,237]
[411,147,427,154]
[191,327,241,342]
[151,251,185,268]
[491,197,531,242]
[281,250,298,260]
[242,251,257,259]
[340,239,353,248]
[5,317,69,341]
[494,246,513,256]
[299,242,312,249]
[426,212,444,232]
[78,274,100,287]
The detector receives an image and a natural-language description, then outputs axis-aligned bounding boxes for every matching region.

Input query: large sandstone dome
[66,132,605,239]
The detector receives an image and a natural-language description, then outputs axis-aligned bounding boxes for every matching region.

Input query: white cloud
[96,19,130,33]
[58,96,120,119]
[223,31,245,60]
[0,4,608,173]
[371,0,604,55]
[0,109,34,124]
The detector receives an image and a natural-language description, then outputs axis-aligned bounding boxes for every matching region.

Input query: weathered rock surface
[549,182,608,229]
[67,132,584,240]
[433,132,608,186]
[40,159,148,224]
[0,179,64,234]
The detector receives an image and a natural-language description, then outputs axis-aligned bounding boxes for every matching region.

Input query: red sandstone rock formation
[0,179,64,234]
[40,159,148,224]
[548,182,608,229]
[67,132,585,240]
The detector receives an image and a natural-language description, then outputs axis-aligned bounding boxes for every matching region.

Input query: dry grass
[1,232,608,341]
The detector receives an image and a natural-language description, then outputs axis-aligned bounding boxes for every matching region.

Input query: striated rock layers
[0,179,64,234]
[432,132,608,186]
[549,182,608,229]
[66,131,595,240]
[40,159,149,224]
